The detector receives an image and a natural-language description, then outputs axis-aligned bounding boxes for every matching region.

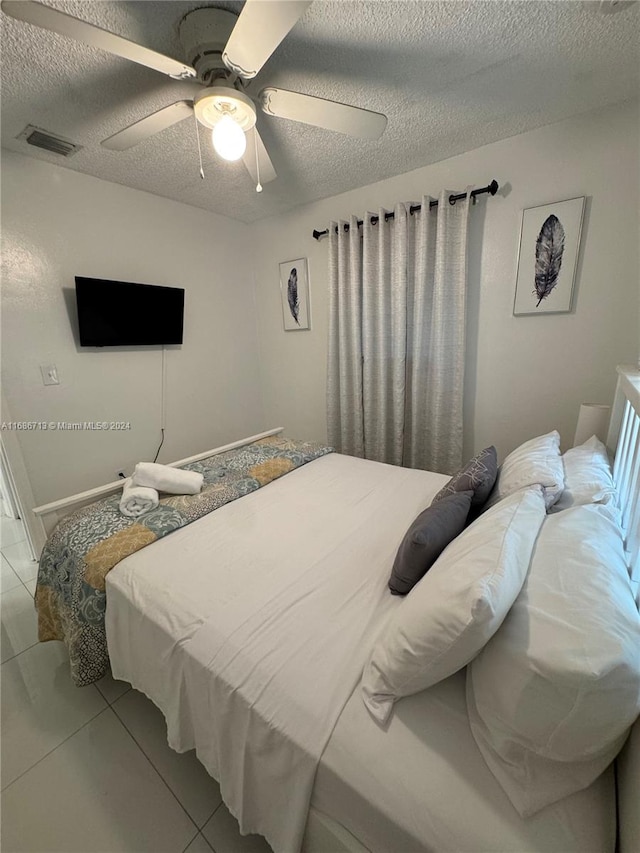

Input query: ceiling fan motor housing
[178,7,238,81]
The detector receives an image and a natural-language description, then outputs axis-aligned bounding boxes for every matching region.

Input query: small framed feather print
[513,197,585,316]
[280,258,311,331]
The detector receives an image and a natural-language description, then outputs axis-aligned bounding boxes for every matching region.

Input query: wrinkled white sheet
[313,669,616,853]
[106,453,446,853]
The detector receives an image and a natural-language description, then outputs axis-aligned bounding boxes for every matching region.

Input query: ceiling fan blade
[242,128,277,186]
[259,88,387,139]
[102,102,193,151]
[222,0,312,80]
[1,1,196,79]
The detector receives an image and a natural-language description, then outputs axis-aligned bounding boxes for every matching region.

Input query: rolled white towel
[132,462,203,495]
[119,478,159,518]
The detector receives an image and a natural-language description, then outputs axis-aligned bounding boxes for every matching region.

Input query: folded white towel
[119,478,159,518]
[132,462,203,495]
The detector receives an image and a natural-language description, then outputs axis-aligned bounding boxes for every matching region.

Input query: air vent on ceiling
[16,125,82,157]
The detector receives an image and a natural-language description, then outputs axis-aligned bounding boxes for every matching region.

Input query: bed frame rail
[31,427,284,537]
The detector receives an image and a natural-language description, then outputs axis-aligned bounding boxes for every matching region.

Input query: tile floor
[0,516,273,853]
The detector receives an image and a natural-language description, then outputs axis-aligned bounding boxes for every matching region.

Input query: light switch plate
[40,364,59,386]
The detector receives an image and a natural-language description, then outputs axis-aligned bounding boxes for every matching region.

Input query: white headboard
[607,365,640,853]
[607,365,640,588]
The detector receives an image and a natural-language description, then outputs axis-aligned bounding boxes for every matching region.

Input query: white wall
[251,99,639,462]
[1,151,266,505]
[2,99,638,509]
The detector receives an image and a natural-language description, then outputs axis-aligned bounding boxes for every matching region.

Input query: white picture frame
[279,258,310,331]
[513,196,585,316]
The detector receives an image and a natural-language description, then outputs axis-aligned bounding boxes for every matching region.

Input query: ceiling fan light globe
[212,116,246,161]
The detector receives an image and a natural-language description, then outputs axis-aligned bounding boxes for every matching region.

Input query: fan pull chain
[254,129,262,193]
[193,111,204,180]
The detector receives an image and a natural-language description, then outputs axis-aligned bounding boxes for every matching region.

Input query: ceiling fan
[1,0,388,190]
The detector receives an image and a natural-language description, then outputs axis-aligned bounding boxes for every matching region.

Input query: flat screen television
[75,277,185,346]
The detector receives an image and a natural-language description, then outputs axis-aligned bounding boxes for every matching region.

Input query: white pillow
[467,504,640,817]
[551,435,616,512]
[361,487,546,724]
[491,430,564,509]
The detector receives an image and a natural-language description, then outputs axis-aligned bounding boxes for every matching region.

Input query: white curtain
[327,190,471,474]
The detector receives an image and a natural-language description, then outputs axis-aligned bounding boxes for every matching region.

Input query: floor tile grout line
[1,542,34,570]
[0,553,30,564]
[0,577,37,599]
[0,581,39,663]
[0,554,29,567]
[95,680,132,706]
[2,535,216,852]
[0,639,40,667]
[0,575,24,595]
[0,699,110,793]
[0,562,27,590]
[1,559,37,584]
[0,537,28,553]
[18,573,37,599]
[1,643,219,851]
[111,702,204,837]
[182,831,215,853]
[4,567,38,583]
[0,549,23,566]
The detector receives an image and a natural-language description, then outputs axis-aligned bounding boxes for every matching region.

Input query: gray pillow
[431,446,498,508]
[389,491,473,596]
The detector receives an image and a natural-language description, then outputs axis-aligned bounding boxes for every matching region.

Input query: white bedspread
[106,453,447,853]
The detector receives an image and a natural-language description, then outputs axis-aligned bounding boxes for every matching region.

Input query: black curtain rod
[312,179,499,240]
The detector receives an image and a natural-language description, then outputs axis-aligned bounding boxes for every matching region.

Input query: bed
[32,365,640,853]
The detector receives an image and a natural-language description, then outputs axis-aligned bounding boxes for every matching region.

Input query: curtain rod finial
[489,179,499,195]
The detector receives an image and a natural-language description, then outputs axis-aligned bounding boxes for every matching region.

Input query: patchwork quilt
[35,436,332,686]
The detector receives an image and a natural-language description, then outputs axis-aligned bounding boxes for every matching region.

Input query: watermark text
[1,422,131,431]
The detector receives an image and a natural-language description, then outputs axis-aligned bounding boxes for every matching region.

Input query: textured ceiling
[1,0,639,223]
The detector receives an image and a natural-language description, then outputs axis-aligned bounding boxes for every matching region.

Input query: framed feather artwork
[513,197,585,316]
[279,258,311,331]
